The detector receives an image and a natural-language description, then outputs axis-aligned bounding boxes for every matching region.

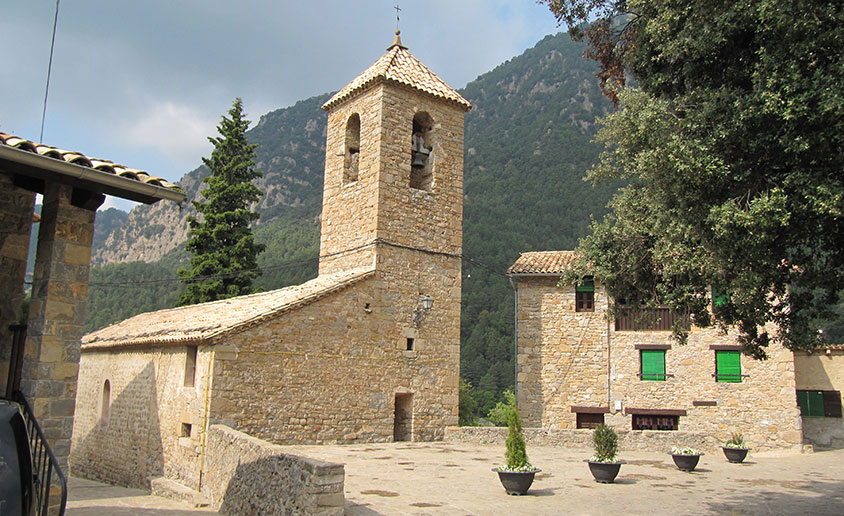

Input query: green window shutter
[807,391,825,417]
[712,286,731,307]
[641,350,665,381]
[576,278,595,293]
[716,351,741,383]
[797,390,810,416]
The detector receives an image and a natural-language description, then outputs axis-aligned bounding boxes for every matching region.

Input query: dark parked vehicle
[0,400,35,516]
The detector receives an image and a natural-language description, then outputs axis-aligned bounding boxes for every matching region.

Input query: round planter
[670,453,703,471]
[587,460,622,483]
[722,447,750,463]
[493,468,539,495]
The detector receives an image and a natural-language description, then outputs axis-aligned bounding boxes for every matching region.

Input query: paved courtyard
[68,442,844,515]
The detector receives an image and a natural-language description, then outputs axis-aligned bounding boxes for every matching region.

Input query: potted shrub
[492,408,539,495]
[722,432,750,463]
[587,425,623,483]
[670,447,704,471]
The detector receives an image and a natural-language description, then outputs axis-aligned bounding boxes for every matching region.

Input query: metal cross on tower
[394,4,401,31]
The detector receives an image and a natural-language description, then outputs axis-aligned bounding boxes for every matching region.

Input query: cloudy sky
[2,1,561,210]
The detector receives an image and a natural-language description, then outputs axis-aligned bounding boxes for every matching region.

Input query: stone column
[0,174,36,395]
[23,182,96,470]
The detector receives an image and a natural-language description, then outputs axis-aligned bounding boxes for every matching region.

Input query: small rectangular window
[797,390,842,418]
[576,277,595,312]
[715,350,742,383]
[576,412,605,429]
[406,338,415,351]
[640,350,666,381]
[181,422,192,438]
[184,346,197,387]
[632,414,678,431]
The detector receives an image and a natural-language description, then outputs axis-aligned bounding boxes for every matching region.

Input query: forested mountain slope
[86,31,618,414]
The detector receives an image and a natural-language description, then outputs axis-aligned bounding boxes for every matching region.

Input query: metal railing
[13,391,67,516]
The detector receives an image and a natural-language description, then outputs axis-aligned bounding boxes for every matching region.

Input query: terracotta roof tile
[322,34,471,112]
[0,131,183,192]
[82,267,375,350]
[508,251,579,275]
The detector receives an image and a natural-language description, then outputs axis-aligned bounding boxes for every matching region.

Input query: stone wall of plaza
[209,272,459,445]
[794,349,844,448]
[515,277,803,451]
[70,346,211,490]
[203,425,344,516]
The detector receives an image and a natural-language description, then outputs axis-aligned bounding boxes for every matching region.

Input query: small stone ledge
[149,476,209,507]
[446,426,724,452]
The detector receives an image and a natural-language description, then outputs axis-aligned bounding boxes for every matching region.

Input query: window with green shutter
[715,350,742,383]
[797,390,842,418]
[641,350,666,381]
[576,277,595,312]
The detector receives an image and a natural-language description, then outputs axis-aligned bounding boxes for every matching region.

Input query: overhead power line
[85,239,508,289]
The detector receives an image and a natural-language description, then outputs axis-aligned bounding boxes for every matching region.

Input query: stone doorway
[394,393,413,441]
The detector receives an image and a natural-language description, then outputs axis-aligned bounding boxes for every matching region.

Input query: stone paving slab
[288,442,844,516]
[65,443,844,515]
[66,476,216,515]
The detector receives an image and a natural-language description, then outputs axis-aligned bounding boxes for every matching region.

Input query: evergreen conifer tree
[178,98,265,305]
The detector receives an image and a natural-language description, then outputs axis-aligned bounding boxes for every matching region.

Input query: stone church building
[508,250,843,451]
[71,32,471,490]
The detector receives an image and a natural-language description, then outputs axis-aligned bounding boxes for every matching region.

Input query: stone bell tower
[318,32,471,438]
[318,30,471,276]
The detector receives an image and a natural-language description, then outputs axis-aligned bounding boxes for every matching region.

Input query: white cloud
[118,102,214,171]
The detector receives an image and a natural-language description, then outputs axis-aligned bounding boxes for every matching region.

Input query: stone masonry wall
[516,277,803,451]
[446,426,723,453]
[23,183,95,469]
[71,345,211,489]
[318,87,383,276]
[0,174,35,395]
[203,424,344,516]
[210,273,458,444]
[794,349,844,448]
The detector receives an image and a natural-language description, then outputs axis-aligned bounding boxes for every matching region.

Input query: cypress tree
[178,98,265,305]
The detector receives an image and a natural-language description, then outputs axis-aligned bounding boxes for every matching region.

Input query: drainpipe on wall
[607,315,613,413]
[509,276,518,404]
[198,348,215,492]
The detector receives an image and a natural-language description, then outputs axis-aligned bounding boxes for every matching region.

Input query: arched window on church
[101,379,110,427]
[345,113,361,184]
[410,112,434,191]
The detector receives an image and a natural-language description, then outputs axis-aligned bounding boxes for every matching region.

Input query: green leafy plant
[497,408,536,472]
[590,424,619,463]
[486,389,516,426]
[670,446,701,456]
[724,432,747,449]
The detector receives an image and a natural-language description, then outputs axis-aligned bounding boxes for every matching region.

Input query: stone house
[508,250,818,451]
[71,32,471,491]
[0,132,184,473]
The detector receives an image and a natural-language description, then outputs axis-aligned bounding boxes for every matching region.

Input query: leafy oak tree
[179,98,265,305]
[541,0,844,357]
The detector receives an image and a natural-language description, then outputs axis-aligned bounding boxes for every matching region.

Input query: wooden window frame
[576,277,595,312]
[576,412,605,429]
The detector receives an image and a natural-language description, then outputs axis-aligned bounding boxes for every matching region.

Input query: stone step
[149,476,210,508]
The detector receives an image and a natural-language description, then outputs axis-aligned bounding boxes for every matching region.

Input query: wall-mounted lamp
[413,294,434,326]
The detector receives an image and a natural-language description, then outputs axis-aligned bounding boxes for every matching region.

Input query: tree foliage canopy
[179,98,266,305]
[543,0,844,357]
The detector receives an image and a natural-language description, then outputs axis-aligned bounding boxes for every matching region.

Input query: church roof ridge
[81,267,376,350]
[322,34,471,112]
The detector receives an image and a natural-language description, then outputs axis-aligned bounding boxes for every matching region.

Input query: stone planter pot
[670,453,703,471]
[587,460,622,483]
[722,447,750,463]
[492,468,539,495]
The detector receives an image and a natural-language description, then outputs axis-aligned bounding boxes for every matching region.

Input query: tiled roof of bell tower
[322,31,471,112]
